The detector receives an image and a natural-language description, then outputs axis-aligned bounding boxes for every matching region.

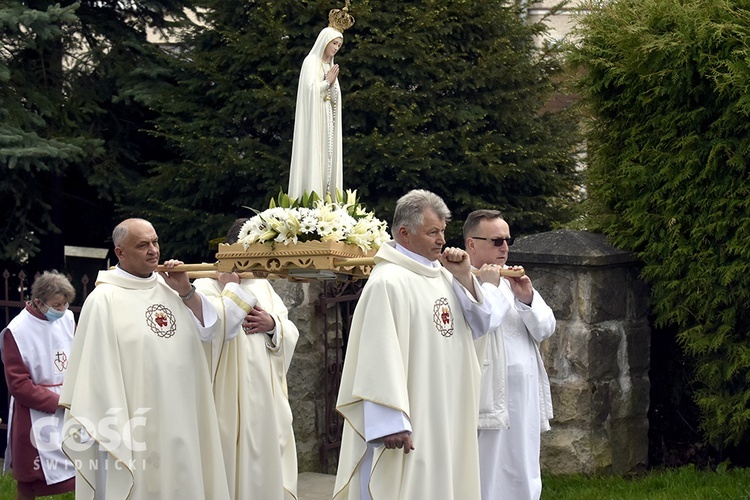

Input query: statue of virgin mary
[288,3,354,199]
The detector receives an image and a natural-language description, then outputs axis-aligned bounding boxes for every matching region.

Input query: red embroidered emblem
[155,313,168,327]
[433,297,454,337]
[54,350,68,372]
[145,304,177,338]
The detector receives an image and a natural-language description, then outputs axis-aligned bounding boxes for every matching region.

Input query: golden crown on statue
[329,0,355,33]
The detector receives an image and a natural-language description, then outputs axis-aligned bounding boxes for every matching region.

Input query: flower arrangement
[236,189,390,252]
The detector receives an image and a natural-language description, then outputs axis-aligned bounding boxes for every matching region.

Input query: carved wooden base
[215,241,376,280]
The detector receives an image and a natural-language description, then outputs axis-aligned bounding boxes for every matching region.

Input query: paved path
[298,472,335,500]
[0,458,336,499]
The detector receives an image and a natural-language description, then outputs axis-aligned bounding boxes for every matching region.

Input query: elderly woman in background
[2,270,76,499]
[288,2,354,199]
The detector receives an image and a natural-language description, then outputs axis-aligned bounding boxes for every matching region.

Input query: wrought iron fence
[319,279,365,472]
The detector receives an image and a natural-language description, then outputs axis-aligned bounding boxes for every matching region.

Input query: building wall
[527,0,586,42]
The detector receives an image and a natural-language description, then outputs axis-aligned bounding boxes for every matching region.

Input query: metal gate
[319,278,365,472]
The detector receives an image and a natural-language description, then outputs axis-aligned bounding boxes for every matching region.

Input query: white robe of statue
[289,26,344,199]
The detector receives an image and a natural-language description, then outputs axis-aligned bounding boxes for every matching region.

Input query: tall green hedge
[570,0,750,446]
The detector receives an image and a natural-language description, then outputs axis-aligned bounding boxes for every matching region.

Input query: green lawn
[0,465,748,499]
[543,466,750,500]
[0,473,73,500]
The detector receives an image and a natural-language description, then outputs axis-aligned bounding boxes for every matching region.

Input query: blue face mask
[42,302,68,323]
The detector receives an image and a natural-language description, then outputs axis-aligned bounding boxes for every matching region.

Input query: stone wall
[511,229,650,475]
[271,279,327,473]
[275,279,348,474]
[278,229,651,476]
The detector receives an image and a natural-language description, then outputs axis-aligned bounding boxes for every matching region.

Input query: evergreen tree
[344,0,580,243]
[131,0,580,261]
[0,0,193,269]
[0,3,88,265]
[570,0,750,446]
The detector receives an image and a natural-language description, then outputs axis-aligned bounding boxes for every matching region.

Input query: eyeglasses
[471,236,514,247]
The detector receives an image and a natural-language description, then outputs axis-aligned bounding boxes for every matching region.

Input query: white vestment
[334,242,490,500]
[194,277,299,500]
[477,278,555,500]
[2,307,76,485]
[289,26,344,199]
[59,269,230,500]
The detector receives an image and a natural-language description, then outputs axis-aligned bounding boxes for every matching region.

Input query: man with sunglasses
[464,209,556,500]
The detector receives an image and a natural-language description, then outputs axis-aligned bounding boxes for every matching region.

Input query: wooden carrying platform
[214,241,376,280]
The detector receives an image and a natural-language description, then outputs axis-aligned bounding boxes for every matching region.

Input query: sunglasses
[471,236,514,247]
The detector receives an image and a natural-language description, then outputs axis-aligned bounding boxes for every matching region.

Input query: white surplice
[477,277,555,500]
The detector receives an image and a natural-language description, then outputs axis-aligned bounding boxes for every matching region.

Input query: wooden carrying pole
[153,263,275,279]
[154,263,218,273]
[154,260,525,278]
[330,258,525,277]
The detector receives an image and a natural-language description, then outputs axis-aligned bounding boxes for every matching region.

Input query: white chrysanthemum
[299,213,318,234]
[338,211,357,233]
[237,218,258,241]
[237,217,268,248]
[263,207,291,219]
[316,219,336,239]
[319,209,354,241]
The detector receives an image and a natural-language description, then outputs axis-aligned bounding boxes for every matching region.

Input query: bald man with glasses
[463,209,556,500]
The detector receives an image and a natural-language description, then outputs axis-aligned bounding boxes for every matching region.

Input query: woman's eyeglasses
[471,236,514,247]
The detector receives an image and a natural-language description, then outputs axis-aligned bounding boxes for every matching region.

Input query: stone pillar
[271,279,327,472]
[510,229,650,475]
